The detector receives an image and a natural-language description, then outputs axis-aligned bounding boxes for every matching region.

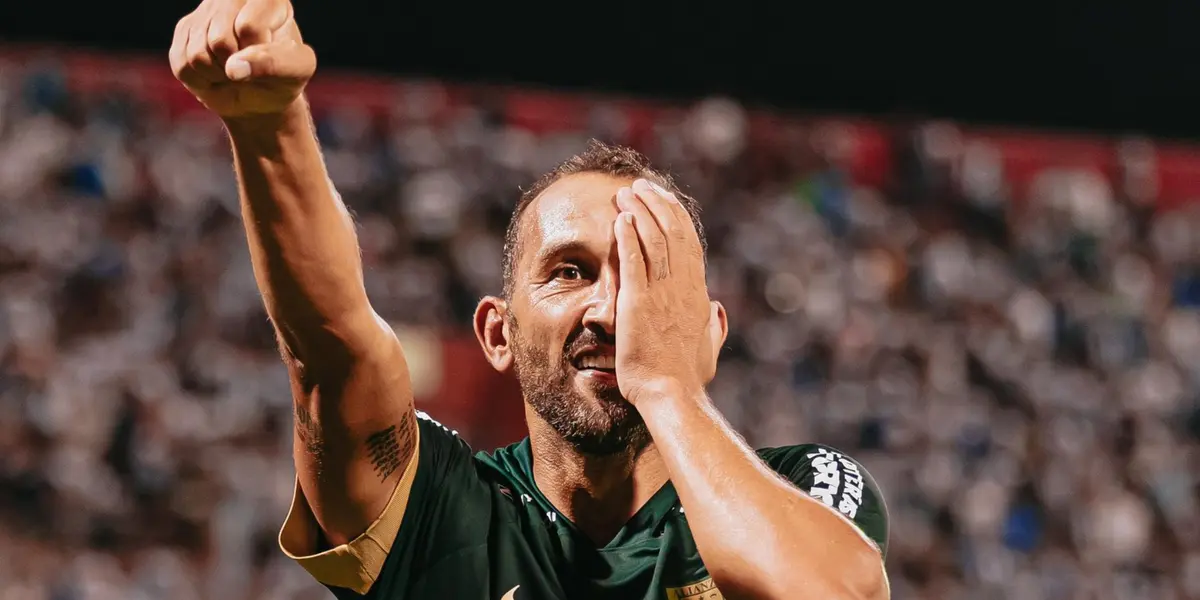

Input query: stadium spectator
[0,55,1198,599]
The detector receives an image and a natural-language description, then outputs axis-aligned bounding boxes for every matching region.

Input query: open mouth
[571,349,616,375]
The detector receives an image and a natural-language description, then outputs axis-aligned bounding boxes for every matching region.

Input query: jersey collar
[509,438,681,549]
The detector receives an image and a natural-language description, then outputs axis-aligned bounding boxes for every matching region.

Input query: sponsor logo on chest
[665,576,724,600]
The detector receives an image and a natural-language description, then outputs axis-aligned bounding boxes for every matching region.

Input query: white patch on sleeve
[805,447,865,520]
[415,409,458,436]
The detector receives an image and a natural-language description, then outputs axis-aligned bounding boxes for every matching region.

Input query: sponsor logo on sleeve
[805,447,865,520]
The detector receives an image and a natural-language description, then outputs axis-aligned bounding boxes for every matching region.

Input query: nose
[580,269,617,338]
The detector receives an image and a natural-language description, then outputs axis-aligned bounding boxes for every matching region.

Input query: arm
[638,390,888,600]
[227,101,416,547]
[170,0,416,550]
[611,179,886,600]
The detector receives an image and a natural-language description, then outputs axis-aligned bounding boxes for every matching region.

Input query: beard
[509,318,650,457]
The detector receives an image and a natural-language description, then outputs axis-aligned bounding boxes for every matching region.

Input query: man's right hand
[170,0,316,119]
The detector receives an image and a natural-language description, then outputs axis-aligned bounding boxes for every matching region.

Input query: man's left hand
[613,179,725,406]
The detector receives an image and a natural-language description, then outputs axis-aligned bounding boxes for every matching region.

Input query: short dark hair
[501,139,706,298]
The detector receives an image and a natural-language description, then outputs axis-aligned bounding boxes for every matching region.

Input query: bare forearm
[224,98,372,359]
[638,389,886,600]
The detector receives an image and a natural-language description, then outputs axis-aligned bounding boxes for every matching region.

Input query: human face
[507,172,650,456]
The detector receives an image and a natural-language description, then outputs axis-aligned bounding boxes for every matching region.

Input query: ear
[702,300,729,383]
[474,295,514,373]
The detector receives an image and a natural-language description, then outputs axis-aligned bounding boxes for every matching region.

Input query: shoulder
[756,443,879,482]
[473,438,536,493]
[415,409,458,436]
[757,443,845,472]
[755,443,883,504]
[756,443,890,556]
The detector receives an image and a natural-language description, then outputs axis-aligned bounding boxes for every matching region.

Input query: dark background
[0,0,1197,138]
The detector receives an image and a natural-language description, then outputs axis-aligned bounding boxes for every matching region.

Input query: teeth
[577,355,615,370]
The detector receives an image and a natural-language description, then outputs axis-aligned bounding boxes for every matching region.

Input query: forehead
[517,171,631,263]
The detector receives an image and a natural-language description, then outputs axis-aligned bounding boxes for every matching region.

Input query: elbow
[822,542,888,600]
[848,557,889,600]
[764,547,888,600]
[278,308,401,379]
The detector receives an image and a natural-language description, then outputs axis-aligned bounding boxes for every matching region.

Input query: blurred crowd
[1,52,1199,600]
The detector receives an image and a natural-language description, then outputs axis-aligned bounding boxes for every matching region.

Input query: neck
[525,410,670,546]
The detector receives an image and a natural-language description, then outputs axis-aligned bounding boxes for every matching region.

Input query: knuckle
[186,45,213,67]
[170,54,189,77]
[234,11,269,39]
[233,20,262,38]
[208,32,236,54]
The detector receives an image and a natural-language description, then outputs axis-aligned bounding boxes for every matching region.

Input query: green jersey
[282,412,889,600]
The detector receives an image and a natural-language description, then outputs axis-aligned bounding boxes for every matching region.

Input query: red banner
[10,45,1200,210]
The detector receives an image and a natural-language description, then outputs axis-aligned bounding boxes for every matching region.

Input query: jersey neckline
[507,438,680,550]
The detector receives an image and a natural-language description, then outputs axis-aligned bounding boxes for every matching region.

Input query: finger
[665,188,702,247]
[632,178,693,275]
[615,212,647,291]
[185,12,223,84]
[226,40,316,82]
[616,186,669,281]
[631,178,683,241]
[235,0,292,46]
[205,2,243,62]
[169,14,192,80]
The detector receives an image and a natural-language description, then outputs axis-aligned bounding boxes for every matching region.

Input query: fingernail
[226,58,251,81]
[648,180,678,203]
[623,212,634,224]
[616,187,633,205]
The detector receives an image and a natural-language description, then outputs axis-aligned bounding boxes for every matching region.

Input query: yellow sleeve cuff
[278,425,421,594]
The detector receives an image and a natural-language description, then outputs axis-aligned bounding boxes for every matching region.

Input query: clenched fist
[169,0,316,118]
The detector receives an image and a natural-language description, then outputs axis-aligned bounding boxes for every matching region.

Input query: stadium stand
[1,48,1199,599]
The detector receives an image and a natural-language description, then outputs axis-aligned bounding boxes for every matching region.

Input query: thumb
[225,41,316,82]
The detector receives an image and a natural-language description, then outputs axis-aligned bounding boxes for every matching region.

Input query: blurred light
[804,276,844,329]
[961,140,1005,203]
[763,271,805,314]
[1008,289,1053,347]
[687,97,746,164]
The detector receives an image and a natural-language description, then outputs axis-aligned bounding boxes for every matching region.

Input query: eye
[553,265,583,281]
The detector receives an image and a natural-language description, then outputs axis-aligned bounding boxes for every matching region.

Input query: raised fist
[169,0,316,118]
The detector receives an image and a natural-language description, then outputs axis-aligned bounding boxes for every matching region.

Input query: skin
[171,1,888,597]
[476,175,889,599]
[170,0,417,549]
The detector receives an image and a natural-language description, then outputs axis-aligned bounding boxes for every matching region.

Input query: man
[169,1,890,598]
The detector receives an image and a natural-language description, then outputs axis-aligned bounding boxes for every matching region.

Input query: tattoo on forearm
[365,415,416,482]
[295,404,324,457]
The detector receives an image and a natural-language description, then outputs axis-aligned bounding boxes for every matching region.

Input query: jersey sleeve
[278,410,494,597]
[757,444,890,557]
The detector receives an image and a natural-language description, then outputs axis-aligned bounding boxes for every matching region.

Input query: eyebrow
[530,239,593,268]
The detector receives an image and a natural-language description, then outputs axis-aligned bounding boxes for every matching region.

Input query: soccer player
[170,1,891,598]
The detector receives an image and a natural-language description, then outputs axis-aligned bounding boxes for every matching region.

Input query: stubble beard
[509,320,651,457]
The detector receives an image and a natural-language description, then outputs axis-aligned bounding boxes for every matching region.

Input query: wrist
[627,378,707,409]
[633,382,719,441]
[222,97,311,141]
